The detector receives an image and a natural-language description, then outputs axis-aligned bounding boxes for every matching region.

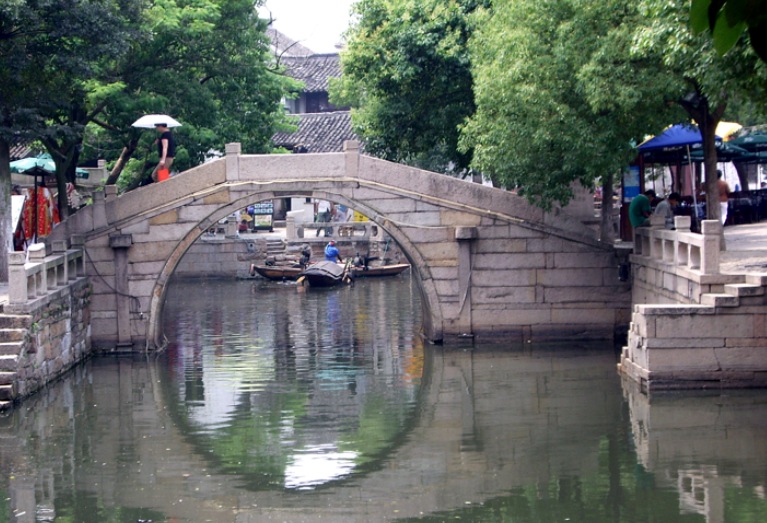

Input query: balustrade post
[226,142,241,182]
[8,251,28,305]
[92,189,107,229]
[286,215,296,240]
[52,240,68,286]
[104,185,118,225]
[674,216,691,232]
[28,243,47,296]
[71,235,85,277]
[224,218,238,239]
[344,140,360,179]
[700,220,721,275]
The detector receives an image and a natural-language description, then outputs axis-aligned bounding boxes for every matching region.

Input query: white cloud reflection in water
[285,444,358,490]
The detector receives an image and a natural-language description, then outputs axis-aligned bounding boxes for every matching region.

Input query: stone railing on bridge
[285,214,384,241]
[8,240,86,310]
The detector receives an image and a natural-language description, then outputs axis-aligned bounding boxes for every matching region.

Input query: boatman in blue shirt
[324,240,343,262]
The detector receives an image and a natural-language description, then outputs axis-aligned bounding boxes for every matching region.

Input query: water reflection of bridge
[2,349,614,521]
[5,349,764,521]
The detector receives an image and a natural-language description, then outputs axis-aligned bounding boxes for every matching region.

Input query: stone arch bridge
[51,142,630,350]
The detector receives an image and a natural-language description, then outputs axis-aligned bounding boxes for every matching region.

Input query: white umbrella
[131,114,183,128]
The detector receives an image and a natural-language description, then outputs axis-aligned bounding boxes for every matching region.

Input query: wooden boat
[251,262,410,282]
[250,264,303,281]
[352,263,410,278]
[298,261,352,287]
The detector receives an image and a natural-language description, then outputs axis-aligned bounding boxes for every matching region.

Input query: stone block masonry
[47,141,633,348]
[619,218,767,391]
[1,242,93,408]
[1,279,92,407]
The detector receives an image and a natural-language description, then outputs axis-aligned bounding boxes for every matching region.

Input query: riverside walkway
[720,222,767,274]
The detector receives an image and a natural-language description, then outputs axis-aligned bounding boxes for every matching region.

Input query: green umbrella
[729,133,767,152]
[689,141,752,162]
[10,153,89,179]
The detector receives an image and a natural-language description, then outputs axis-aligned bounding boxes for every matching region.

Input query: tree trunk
[0,139,11,281]
[599,172,615,243]
[106,138,139,185]
[733,162,752,192]
[678,83,726,250]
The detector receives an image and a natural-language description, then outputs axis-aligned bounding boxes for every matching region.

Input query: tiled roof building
[282,54,342,93]
[272,112,358,153]
[10,141,33,161]
[268,29,359,153]
[266,27,314,58]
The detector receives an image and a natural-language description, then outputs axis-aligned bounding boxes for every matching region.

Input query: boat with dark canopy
[298,261,353,287]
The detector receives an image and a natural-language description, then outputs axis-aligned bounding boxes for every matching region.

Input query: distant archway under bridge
[50,142,630,350]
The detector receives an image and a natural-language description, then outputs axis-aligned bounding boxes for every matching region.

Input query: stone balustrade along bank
[619,215,767,391]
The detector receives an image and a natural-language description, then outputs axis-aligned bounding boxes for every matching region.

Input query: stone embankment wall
[1,242,92,408]
[619,217,767,391]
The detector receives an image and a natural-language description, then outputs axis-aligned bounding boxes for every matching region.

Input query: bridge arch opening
[148,189,443,349]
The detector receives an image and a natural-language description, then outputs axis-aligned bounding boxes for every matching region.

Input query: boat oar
[342,260,354,286]
[297,275,306,285]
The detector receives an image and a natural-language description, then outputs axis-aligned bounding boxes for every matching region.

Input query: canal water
[0,275,766,522]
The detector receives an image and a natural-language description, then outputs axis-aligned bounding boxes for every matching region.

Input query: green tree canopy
[690,0,767,61]
[633,0,767,222]
[72,0,296,190]
[460,0,682,209]
[3,0,296,207]
[332,0,488,174]
[0,0,140,277]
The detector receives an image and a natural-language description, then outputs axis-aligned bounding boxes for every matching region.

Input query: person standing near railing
[314,199,333,237]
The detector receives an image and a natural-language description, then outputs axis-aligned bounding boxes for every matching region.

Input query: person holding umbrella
[131,114,181,183]
[152,122,176,182]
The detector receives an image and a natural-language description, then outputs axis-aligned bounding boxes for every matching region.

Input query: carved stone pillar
[455,226,478,337]
[109,233,133,347]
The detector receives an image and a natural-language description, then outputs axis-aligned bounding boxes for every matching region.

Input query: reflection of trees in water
[156,277,424,490]
[5,336,767,520]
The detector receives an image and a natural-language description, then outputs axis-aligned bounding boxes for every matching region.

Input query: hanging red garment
[22,187,53,240]
[51,193,61,225]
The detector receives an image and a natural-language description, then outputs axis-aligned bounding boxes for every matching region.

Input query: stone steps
[725,283,765,297]
[0,386,13,402]
[701,293,739,307]
[265,240,285,255]
[746,274,767,286]
[0,314,31,329]
[0,329,25,343]
[0,371,15,402]
[0,312,26,409]
[0,355,18,372]
[0,342,23,357]
[700,279,766,308]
